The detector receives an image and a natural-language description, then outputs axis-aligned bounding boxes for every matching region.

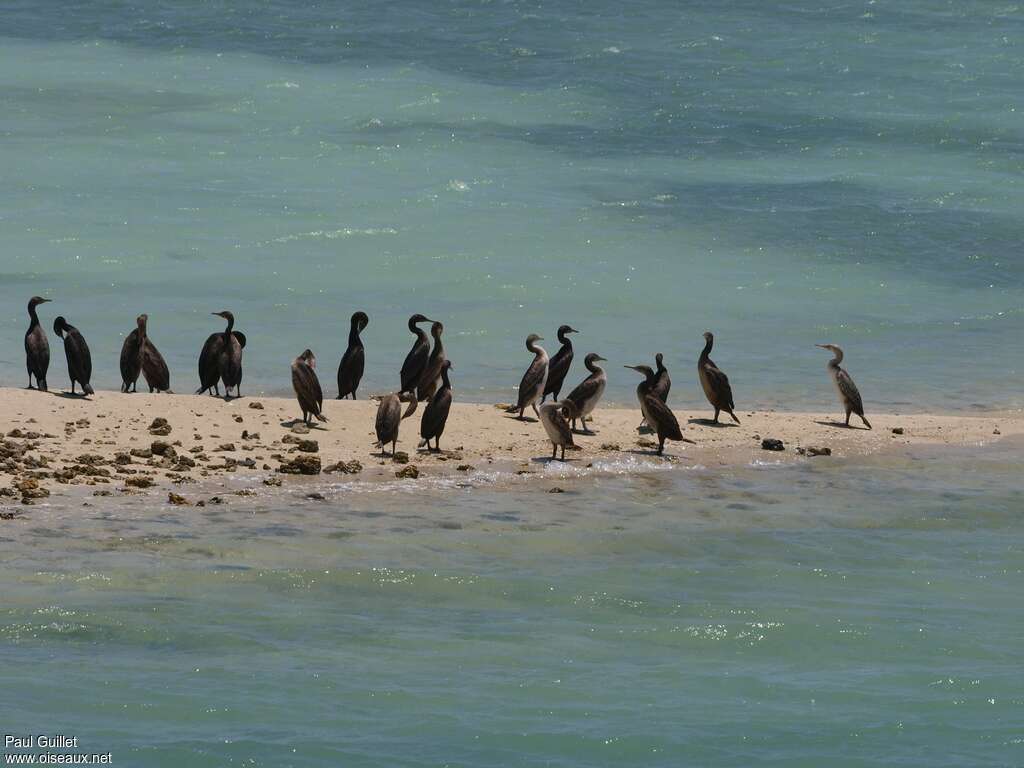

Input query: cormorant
[419,360,453,452]
[508,334,548,419]
[24,296,51,391]
[291,349,327,425]
[119,314,147,393]
[374,391,418,456]
[538,400,575,461]
[140,317,171,393]
[564,353,607,434]
[698,332,740,424]
[337,311,368,399]
[640,352,671,429]
[626,364,684,455]
[817,344,871,429]
[416,321,446,402]
[197,311,245,398]
[541,325,577,402]
[53,316,94,396]
[399,314,432,394]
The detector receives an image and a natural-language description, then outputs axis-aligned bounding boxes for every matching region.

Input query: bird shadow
[51,391,91,400]
[814,420,870,430]
[571,428,597,436]
[279,419,328,431]
[688,418,738,428]
[505,413,538,423]
[530,456,575,464]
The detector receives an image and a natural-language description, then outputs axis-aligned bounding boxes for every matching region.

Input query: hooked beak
[40,298,52,304]
[537,336,544,341]
[595,356,607,362]
[815,344,829,349]
[624,365,640,371]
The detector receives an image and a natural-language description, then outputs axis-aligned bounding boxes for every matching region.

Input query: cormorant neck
[223,316,234,335]
[700,336,713,362]
[348,321,362,347]
[440,366,451,389]
[28,306,39,327]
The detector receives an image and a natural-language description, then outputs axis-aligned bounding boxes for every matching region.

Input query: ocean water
[1,1,1022,409]
[3,441,1023,766]
[3,3,1024,766]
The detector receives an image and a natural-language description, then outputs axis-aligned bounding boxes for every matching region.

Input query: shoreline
[1,387,1019,508]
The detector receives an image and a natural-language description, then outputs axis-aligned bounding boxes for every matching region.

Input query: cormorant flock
[18,296,873,458]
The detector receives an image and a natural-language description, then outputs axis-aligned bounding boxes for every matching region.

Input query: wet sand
[0,387,1018,506]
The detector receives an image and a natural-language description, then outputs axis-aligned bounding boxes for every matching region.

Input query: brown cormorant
[541,325,577,402]
[416,321,446,402]
[139,316,171,393]
[538,400,575,461]
[508,334,548,419]
[24,296,51,391]
[564,353,607,434]
[336,311,368,399]
[119,314,147,393]
[626,364,684,455]
[419,360,453,452]
[291,349,327,425]
[53,316,94,396]
[399,314,432,394]
[698,332,740,424]
[374,391,418,456]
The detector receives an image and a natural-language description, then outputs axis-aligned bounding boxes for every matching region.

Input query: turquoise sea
[2,2,1023,766]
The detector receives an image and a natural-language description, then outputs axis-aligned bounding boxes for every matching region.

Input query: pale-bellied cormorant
[416,321,446,402]
[698,332,740,424]
[53,316,94,396]
[337,311,368,399]
[419,360,453,452]
[538,400,575,461]
[564,353,607,434]
[119,314,147,392]
[817,344,871,429]
[626,364,684,455]
[508,334,548,419]
[399,313,432,394]
[291,349,327,425]
[541,325,577,402]
[24,296,51,391]
[374,391,418,456]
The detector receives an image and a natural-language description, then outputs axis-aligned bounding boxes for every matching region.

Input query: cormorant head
[409,313,431,325]
[443,360,453,371]
[52,316,68,337]
[585,353,607,365]
[655,352,665,368]
[28,296,51,312]
[816,343,840,353]
[212,311,234,322]
[300,349,316,367]
[525,333,544,348]
[352,311,369,331]
[557,325,578,341]
[431,321,444,337]
[625,364,655,380]
[702,331,713,342]
[137,314,148,330]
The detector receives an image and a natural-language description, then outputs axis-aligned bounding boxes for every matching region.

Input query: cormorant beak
[815,344,828,349]
[537,336,544,341]
[568,328,579,334]
[595,356,607,362]
[40,298,52,304]
[624,365,639,371]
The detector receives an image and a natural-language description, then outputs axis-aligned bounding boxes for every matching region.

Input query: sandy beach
[0,386,1017,506]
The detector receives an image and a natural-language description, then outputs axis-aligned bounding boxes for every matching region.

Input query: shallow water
[2,441,1023,766]
[1,1,1022,409]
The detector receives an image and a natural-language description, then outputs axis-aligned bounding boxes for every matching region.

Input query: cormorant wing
[400,340,429,392]
[544,346,573,394]
[232,331,247,349]
[516,356,547,409]
[566,373,601,410]
[701,361,735,410]
[836,369,865,414]
[292,361,324,413]
[642,394,682,440]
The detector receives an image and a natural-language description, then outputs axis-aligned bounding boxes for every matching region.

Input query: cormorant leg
[551,446,557,459]
[658,439,665,455]
[518,408,525,420]
[532,403,540,419]
[435,438,441,451]
[560,446,566,461]
[71,381,76,394]
[845,411,851,427]
[713,409,720,423]
[352,391,357,400]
